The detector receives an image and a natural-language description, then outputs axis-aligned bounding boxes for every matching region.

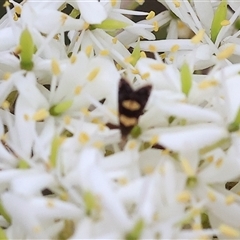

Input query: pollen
[207,191,216,202]
[98,123,105,131]
[219,224,240,237]
[146,11,155,20]
[141,72,150,79]
[3,72,11,80]
[85,45,93,57]
[111,0,117,6]
[171,44,180,53]
[225,195,236,205]
[148,44,157,52]
[112,37,118,44]
[100,49,109,56]
[51,59,61,76]
[78,132,90,144]
[160,53,166,59]
[87,67,100,81]
[61,14,67,25]
[173,0,180,7]
[221,19,230,26]
[177,20,185,29]
[217,44,236,60]
[180,158,195,176]
[33,109,49,121]
[70,55,77,64]
[140,51,147,58]
[74,85,82,95]
[161,149,170,155]
[206,155,214,163]
[117,177,128,185]
[176,191,191,203]
[64,115,71,125]
[153,21,159,32]
[191,29,205,44]
[1,100,10,109]
[150,63,166,71]
[13,13,18,21]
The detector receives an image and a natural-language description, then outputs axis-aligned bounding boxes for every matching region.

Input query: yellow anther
[117,177,128,185]
[141,72,150,79]
[124,56,134,63]
[176,191,191,203]
[150,135,158,145]
[136,0,144,5]
[140,51,147,58]
[207,191,216,202]
[112,37,118,44]
[14,5,21,15]
[78,132,90,144]
[206,155,214,163]
[128,140,137,149]
[143,165,154,175]
[180,158,195,176]
[221,19,230,26]
[70,55,77,64]
[177,20,185,29]
[111,0,117,6]
[47,199,55,208]
[93,141,104,149]
[192,223,202,230]
[3,1,10,7]
[1,100,10,109]
[64,115,71,125]
[198,79,218,89]
[148,44,157,52]
[98,123,105,131]
[153,21,159,32]
[24,114,29,121]
[171,44,180,53]
[217,44,236,60]
[219,224,240,238]
[60,14,67,25]
[87,67,100,81]
[85,45,93,57]
[32,109,49,121]
[150,63,166,71]
[13,13,18,21]
[51,59,61,76]
[131,68,139,74]
[83,22,89,30]
[74,85,82,95]
[100,49,109,56]
[225,195,235,205]
[173,0,180,7]
[160,53,166,59]
[3,72,11,80]
[81,107,90,116]
[215,158,223,168]
[146,11,155,20]
[191,29,205,44]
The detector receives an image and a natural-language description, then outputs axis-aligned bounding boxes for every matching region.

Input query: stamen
[87,67,100,81]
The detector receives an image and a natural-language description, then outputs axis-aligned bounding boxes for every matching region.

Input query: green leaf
[180,62,192,96]
[0,202,11,224]
[125,219,144,240]
[19,28,34,71]
[130,40,141,66]
[210,0,227,43]
[91,19,129,30]
[49,100,72,116]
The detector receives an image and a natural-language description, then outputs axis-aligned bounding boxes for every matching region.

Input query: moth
[118,78,152,138]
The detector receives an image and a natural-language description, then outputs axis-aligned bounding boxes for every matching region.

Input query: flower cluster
[1,0,240,239]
